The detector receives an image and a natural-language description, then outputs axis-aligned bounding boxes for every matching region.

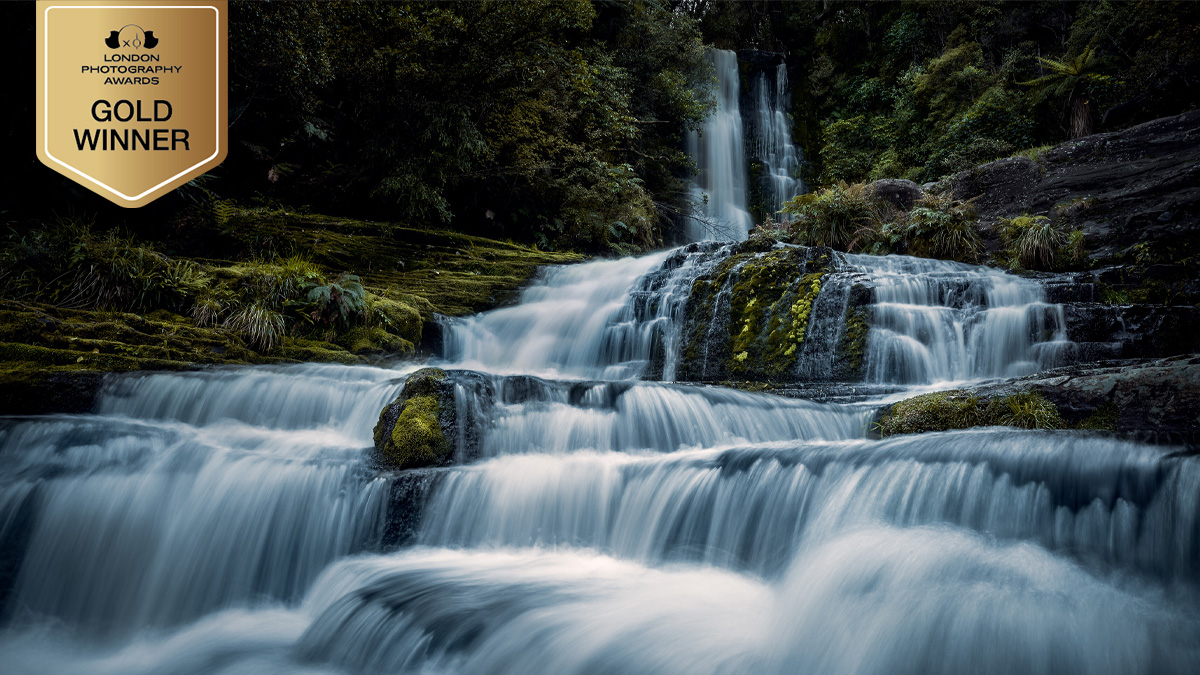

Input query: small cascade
[418,429,1200,581]
[750,62,804,219]
[837,253,1073,384]
[445,243,728,380]
[0,365,400,638]
[685,49,753,242]
[450,374,871,458]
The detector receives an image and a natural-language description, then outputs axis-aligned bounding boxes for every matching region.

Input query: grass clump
[998,214,1066,270]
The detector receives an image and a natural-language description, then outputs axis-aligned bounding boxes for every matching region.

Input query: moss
[367,293,423,343]
[675,247,832,381]
[836,304,870,378]
[877,389,1064,437]
[726,248,826,379]
[1078,401,1120,431]
[336,326,415,356]
[275,337,359,364]
[373,367,453,469]
[1,208,579,378]
[383,394,453,469]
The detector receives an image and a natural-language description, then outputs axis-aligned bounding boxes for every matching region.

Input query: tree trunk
[1069,96,1092,139]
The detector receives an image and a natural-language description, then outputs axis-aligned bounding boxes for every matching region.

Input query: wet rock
[373,368,458,469]
[875,356,1200,445]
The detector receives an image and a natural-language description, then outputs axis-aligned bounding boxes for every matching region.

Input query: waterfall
[685,49,753,242]
[445,243,729,380]
[751,62,804,219]
[1,246,1197,674]
[837,253,1073,383]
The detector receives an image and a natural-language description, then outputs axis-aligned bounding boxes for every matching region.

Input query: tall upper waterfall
[685,50,753,242]
[751,62,804,218]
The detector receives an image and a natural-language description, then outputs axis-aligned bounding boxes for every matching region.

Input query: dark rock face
[1028,356,1200,445]
[0,369,105,415]
[381,469,442,548]
[867,179,925,210]
[941,110,1200,265]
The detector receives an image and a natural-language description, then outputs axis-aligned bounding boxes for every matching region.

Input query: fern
[307,274,367,329]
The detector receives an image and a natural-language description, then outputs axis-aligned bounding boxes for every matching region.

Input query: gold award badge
[36,1,227,207]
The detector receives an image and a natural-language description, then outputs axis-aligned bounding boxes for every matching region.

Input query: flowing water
[685,49,753,242]
[751,62,804,218]
[2,246,1198,674]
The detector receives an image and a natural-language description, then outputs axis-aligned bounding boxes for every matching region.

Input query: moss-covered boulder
[373,368,457,469]
[677,245,832,382]
[874,389,1064,438]
[873,355,1200,444]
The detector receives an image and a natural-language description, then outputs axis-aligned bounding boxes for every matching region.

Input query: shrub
[905,192,981,261]
[781,181,881,250]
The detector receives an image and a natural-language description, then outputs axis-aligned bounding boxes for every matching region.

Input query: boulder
[373,367,495,470]
[866,178,925,210]
[373,368,458,469]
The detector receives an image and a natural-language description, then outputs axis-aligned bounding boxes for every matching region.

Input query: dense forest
[4,1,1198,252]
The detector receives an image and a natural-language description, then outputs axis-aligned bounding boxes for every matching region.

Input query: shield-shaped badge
[36,1,227,207]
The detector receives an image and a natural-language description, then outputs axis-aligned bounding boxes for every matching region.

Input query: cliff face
[941,110,1200,283]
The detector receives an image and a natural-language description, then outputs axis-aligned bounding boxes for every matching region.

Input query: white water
[685,50,753,242]
[1,247,1198,674]
[751,62,804,218]
[840,252,1073,384]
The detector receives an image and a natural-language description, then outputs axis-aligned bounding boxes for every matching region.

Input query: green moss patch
[677,246,832,381]
[384,394,452,469]
[373,367,454,470]
[876,389,1065,437]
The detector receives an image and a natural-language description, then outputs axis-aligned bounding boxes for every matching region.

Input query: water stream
[1,246,1197,674]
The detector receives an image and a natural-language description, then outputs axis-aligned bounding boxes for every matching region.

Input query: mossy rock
[373,367,456,469]
[833,284,873,381]
[676,245,833,382]
[875,389,1065,437]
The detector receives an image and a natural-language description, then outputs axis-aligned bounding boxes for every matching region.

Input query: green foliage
[784,184,981,263]
[224,300,287,351]
[224,0,713,251]
[781,181,882,250]
[999,215,1066,270]
[307,274,367,330]
[877,389,1064,437]
[904,193,981,261]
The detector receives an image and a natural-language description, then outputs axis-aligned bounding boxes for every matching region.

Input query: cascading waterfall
[444,242,730,380]
[1,246,1197,674]
[751,62,804,218]
[832,252,1072,384]
[685,50,753,242]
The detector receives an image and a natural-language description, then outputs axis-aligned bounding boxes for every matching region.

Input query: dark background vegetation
[1,0,1197,253]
